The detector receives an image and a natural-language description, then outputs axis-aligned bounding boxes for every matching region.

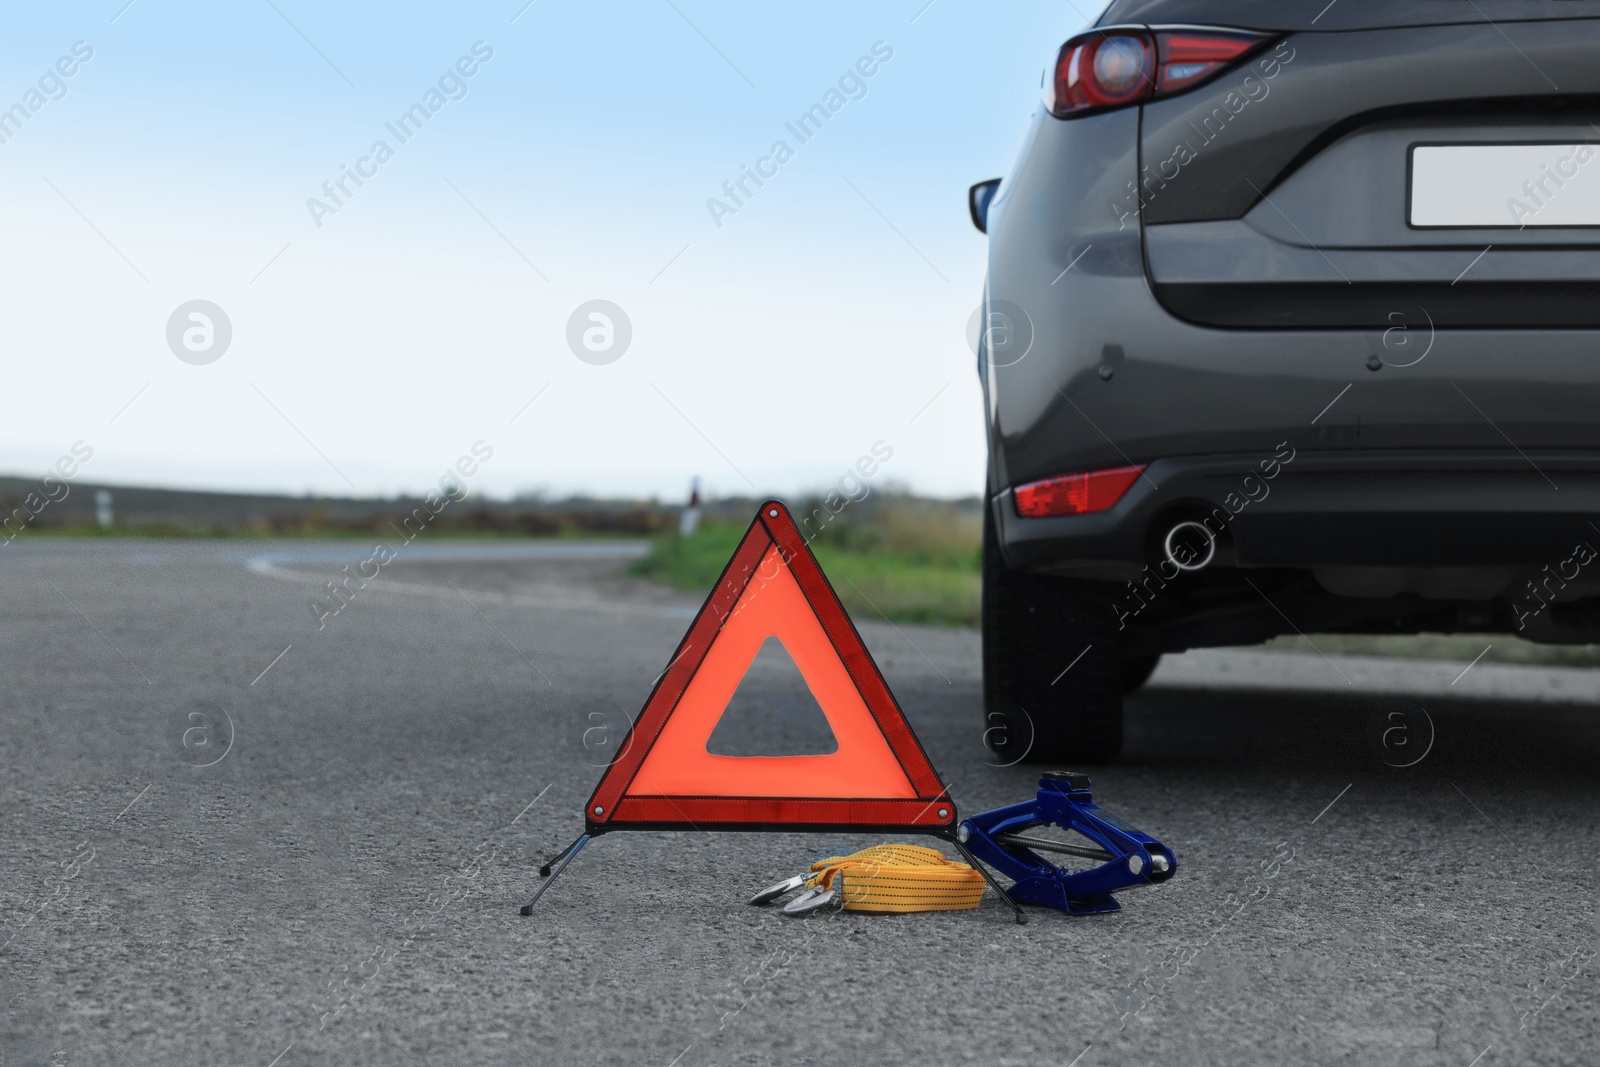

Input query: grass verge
[629,501,983,627]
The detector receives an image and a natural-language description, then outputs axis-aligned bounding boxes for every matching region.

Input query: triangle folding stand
[518,501,1022,920]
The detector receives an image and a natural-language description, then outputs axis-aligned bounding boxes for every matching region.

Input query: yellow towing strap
[806,844,986,913]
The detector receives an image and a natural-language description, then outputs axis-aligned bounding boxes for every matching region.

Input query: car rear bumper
[997,449,1600,580]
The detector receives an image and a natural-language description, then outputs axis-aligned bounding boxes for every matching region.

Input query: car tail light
[1046,33,1155,115]
[1155,31,1265,93]
[1013,465,1144,518]
[1045,27,1269,118]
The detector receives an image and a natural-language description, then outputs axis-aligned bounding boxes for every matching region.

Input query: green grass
[629,498,984,627]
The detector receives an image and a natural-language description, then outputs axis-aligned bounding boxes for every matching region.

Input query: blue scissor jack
[955,771,1177,918]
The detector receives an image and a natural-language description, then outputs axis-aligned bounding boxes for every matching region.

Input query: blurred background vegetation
[0,475,678,540]
[630,492,984,627]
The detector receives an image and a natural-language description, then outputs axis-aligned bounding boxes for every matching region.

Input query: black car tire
[981,495,1124,764]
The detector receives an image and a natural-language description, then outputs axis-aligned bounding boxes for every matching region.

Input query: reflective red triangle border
[583,500,956,834]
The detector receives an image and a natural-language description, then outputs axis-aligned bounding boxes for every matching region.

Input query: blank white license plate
[1410,144,1600,227]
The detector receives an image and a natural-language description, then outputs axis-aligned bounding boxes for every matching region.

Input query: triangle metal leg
[951,836,1028,925]
[519,833,591,915]
[536,845,571,878]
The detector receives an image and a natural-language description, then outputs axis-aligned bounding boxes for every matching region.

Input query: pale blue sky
[0,1,1093,500]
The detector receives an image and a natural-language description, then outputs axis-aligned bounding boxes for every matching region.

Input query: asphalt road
[2,539,1596,1067]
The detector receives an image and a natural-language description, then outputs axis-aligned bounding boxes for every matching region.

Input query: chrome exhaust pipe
[1163,520,1217,572]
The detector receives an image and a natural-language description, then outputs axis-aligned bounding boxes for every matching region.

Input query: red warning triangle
[586,501,955,833]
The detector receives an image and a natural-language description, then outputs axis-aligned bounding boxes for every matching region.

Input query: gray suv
[973,0,1600,763]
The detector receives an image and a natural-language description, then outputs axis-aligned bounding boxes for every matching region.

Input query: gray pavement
[1,539,1595,1066]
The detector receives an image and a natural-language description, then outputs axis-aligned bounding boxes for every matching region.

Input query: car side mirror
[969,178,1002,234]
